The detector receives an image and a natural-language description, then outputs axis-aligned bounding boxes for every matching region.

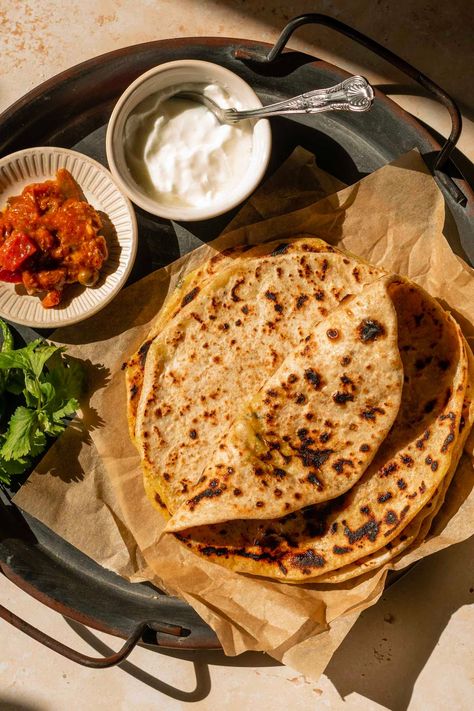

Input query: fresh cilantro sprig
[0,319,85,485]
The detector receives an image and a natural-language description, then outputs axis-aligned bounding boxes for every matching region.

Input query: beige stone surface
[1,1,473,709]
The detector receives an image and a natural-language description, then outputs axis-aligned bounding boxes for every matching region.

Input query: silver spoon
[174,75,374,125]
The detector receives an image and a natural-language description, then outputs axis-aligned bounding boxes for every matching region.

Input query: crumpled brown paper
[13,149,474,681]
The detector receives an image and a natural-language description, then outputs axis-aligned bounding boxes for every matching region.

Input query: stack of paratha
[126,236,473,583]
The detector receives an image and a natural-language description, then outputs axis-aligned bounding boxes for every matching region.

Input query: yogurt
[124,84,253,208]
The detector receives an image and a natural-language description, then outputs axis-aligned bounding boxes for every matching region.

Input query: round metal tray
[1,17,473,666]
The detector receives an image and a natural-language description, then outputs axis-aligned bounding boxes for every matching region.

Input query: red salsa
[0,169,109,308]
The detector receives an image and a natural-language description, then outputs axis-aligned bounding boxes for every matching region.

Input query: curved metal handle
[235,13,465,205]
[0,601,189,668]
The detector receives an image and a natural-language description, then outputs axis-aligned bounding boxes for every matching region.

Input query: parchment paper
[14,149,474,680]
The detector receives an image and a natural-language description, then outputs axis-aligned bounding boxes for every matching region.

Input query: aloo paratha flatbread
[167,276,404,528]
[169,280,468,581]
[136,237,385,513]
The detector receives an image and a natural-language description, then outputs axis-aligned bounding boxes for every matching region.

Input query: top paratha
[167,276,404,528]
[135,237,386,514]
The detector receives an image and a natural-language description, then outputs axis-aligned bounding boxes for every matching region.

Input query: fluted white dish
[0,147,137,328]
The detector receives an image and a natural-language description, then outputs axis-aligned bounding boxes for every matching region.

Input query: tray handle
[235,13,466,206]
[0,601,190,668]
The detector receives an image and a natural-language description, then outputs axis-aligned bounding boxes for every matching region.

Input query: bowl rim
[0,145,138,328]
[105,59,272,221]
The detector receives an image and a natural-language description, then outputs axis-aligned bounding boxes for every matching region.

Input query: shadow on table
[0,700,47,711]
[64,532,474,707]
[65,617,281,703]
[325,533,474,711]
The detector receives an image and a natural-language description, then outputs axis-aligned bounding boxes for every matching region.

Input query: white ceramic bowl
[105,60,272,221]
[0,147,137,328]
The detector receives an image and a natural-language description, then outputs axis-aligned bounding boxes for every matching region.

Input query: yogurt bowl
[106,60,272,221]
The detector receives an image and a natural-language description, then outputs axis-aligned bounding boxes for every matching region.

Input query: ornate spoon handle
[225,75,374,122]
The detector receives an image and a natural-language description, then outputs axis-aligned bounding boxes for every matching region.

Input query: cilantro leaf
[0,349,31,372]
[0,340,60,377]
[27,342,62,378]
[24,374,43,404]
[44,353,85,402]
[51,397,79,422]
[37,410,68,437]
[0,340,44,372]
[0,406,39,461]
[0,455,29,484]
[6,370,27,396]
[0,319,14,353]
[0,319,14,394]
